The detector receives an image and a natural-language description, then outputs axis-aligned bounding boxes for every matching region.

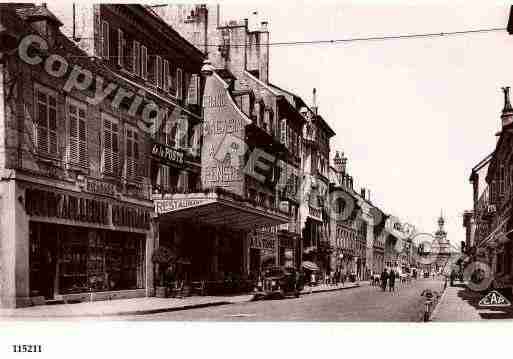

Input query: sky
[220,1,513,247]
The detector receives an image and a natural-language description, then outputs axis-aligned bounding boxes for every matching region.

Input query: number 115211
[12,345,42,353]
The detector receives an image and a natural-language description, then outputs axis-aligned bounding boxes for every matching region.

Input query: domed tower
[435,210,450,254]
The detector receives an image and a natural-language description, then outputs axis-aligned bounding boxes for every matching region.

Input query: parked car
[253,267,304,299]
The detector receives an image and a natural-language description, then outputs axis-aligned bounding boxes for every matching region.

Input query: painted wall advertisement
[201,74,249,196]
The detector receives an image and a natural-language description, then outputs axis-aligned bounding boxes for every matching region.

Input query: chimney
[333,151,348,186]
[367,189,371,202]
[361,188,366,199]
[501,87,513,128]
[312,88,318,115]
[261,21,268,32]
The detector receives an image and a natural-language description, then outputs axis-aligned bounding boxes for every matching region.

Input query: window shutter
[35,89,58,156]
[112,123,119,176]
[49,101,57,155]
[133,41,140,75]
[68,104,78,164]
[176,68,183,99]
[141,45,147,80]
[78,109,87,167]
[103,120,113,174]
[102,118,119,176]
[67,102,88,167]
[126,127,141,180]
[102,21,109,59]
[117,29,123,67]
[187,74,199,105]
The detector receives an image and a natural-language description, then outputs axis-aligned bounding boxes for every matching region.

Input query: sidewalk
[0,282,362,319]
[430,284,503,321]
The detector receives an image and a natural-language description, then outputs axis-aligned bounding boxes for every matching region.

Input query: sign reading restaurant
[154,198,214,214]
[152,142,184,165]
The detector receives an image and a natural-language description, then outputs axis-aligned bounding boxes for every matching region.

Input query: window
[133,40,140,75]
[34,85,58,156]
[157,164,170,191]
[280,119,287,144]
[141,45,148,80]
[101,21,109,59]
[176,68,183,99]
[163,59,169,91]
[125,126,139,179]
[102,114,119,176]
[168,61,177,96]
[117,29,123,67]
[175,117,188,148]
[67,98,88,167]
[155,55,162,88]
[187,74,200,105]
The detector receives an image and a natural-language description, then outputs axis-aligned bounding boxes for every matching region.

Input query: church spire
[438,210,445,229]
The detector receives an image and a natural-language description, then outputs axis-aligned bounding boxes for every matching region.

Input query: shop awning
[154,192,290,230]
[302,261,320,271]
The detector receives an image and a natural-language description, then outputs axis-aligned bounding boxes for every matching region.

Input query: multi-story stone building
[329,151,385,279]
[0,4,197,307]
[465,87,513,290]
[154,4,303,281]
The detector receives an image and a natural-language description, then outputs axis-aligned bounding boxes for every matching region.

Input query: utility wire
[66,26,507,58]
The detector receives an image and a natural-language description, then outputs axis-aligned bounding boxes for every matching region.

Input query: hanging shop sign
[249,230,276,250]
[152,142,184,166]
[154,198,214,214]
[25,188,109,225]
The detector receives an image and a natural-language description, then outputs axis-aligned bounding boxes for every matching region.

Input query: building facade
[465,87,513,291]
[0,4,187,307]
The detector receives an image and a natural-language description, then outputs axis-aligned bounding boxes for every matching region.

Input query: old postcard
[0,0,512,357]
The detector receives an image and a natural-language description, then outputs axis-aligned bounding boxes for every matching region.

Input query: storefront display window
[29,222,145,298]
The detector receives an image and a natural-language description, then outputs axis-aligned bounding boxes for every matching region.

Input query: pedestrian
[380,268,388,292]
[450,269,456,287]
[389,269,396,292]
[341,271,346,287]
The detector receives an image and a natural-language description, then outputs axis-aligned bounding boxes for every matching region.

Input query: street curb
[116,301,233,317]
[428,283,448,322]
[0,300,235,319]
[301,284,361,295]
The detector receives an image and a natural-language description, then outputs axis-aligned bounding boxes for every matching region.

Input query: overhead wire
[66,26,508,58]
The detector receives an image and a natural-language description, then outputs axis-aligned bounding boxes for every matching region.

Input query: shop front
[23,184,153,305]
[154,191,290,287]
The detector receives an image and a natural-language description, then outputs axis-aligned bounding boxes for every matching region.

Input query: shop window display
[30,222,145,298]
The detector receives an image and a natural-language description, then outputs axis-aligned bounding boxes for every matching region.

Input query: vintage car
[253,267,304,299]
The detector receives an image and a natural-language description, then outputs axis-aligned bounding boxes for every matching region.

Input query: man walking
[380,268,388,292]
[389,269,396,292]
